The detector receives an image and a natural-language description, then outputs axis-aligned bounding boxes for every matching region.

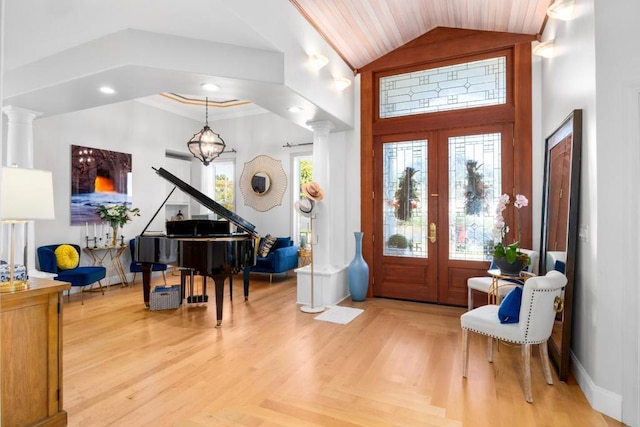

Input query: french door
[373,124,514,305]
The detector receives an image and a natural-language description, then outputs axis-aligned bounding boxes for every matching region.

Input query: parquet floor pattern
[62,273,622,426]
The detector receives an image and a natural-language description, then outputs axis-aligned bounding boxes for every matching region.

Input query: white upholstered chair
[467,248,538,311]
[461,270,567,402]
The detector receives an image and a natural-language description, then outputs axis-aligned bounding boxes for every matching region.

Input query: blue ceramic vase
[348,232,369,301]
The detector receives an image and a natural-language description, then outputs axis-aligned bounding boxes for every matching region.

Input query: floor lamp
[0,167,55,292]
[299,214,324,314]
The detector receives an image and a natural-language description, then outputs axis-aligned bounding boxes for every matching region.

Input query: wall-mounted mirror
[251,172,271,194]
[239,155,287,212]
[539,109,582,381]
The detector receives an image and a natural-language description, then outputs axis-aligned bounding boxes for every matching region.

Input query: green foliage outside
[299,159,313,197]
[215,173,234,211]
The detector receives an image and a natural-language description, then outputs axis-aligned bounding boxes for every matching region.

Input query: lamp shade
[0,167,55,220]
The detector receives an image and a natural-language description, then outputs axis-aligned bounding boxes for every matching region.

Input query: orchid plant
[492,193,530,265]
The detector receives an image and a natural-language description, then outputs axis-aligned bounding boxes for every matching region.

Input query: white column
[295,120,349,307]
[307,120,334,267]
[3,106,41,167]
[3,106,43,275]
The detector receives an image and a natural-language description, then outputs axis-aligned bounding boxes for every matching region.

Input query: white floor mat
[313,305,364,325]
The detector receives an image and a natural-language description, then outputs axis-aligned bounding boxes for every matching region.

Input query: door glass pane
[448,133,502,261]
[382,140,427,258]
[380,56,506,118]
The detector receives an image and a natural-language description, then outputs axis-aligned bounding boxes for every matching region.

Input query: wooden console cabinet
[1,278,70,426]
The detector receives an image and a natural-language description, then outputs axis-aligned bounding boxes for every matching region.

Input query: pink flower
[514,194,529,209]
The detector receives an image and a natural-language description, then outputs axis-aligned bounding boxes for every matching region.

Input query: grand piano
[135,167,258,326]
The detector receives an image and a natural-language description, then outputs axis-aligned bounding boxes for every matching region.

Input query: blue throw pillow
[554,260,566,274]
[498,286,523,324]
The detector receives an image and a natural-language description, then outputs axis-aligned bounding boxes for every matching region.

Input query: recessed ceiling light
[200,83,220,92]
[288,106,303,113]
[99,86,115,95]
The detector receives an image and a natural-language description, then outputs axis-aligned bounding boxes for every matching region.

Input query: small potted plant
[492,193,530,274]
[387,234,409,250]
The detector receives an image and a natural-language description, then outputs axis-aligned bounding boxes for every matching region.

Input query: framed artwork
[70,145,132,225]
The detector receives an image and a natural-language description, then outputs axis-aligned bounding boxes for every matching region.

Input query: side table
[83,245,129,287]
[486,269,534,305]
[298,248,312,267]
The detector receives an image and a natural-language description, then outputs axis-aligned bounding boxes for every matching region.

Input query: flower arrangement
[96,204,140,227]
[492,193,530,266]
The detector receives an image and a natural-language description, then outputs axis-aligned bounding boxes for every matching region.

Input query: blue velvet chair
[37,244,107,304]
[243,236,299,290]
[128,238,167,286]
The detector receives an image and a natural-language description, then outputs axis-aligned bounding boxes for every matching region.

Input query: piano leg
[211,274,226,327]
[141,263,152,308]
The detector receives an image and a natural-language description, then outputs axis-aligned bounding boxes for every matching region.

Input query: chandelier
[187,97,225,166]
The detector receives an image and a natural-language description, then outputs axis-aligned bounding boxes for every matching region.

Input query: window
[292,154,313,248]
[379,56,506,118]
[202,160,235,214]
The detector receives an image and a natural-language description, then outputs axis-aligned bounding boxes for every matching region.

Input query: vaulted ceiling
[291,0,551,71]
[2,0,552,129]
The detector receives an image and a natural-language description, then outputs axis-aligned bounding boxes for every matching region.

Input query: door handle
[429,223,436,243]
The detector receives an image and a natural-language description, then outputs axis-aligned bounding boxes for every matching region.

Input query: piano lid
[151,167,258,237]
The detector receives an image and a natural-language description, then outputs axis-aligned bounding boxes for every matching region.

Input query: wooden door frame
[360,28,533,302]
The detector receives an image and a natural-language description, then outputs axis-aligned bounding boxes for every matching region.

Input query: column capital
[306,120,335,136]
[3,106,43,123]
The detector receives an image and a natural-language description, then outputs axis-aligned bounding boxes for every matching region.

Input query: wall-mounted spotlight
[308,54,329,70]
[333,77,352,91]
[547,0,574,20]
[532,40,555,58]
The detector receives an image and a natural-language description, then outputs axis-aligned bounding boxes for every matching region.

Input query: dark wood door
[372,125,515,306]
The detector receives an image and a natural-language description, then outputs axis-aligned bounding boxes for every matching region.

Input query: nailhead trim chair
[461,270,567,402]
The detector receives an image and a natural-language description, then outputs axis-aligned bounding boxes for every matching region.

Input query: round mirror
[251,172,271,195]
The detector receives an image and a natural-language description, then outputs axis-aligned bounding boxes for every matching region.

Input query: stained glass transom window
[382,140,428,258]
[448,133,503,261]
[380,56,506,119]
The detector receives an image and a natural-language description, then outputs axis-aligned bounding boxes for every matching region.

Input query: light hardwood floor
[62,273,623,426]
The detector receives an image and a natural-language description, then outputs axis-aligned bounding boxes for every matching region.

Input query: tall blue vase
[348,232,369,302]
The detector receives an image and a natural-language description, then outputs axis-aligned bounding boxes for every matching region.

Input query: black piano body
[135,167,258,326]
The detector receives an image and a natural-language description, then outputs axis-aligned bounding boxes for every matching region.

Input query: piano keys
[135,167,258,326]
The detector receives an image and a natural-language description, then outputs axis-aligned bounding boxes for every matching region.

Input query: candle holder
[85,235,98,249]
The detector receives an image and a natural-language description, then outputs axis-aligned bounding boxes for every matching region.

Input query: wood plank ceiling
[291,0,552,71]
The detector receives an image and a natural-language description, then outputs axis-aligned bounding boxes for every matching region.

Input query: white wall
[209,112,312,238]
[541,0,640,423]
[31,101,200,266]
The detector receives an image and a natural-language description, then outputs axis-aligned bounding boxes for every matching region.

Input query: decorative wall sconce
[187,97,226,166]
[533,40,555,58]
[333,77,352,91]
[547,0,574,20]
[308,54,329,70]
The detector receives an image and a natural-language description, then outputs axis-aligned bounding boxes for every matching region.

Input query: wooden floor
[62,273,623,427]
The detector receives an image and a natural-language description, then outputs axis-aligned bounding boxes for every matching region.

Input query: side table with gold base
[83,245,129,287]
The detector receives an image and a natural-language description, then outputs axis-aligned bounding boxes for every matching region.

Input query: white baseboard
[571,351,622,421]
